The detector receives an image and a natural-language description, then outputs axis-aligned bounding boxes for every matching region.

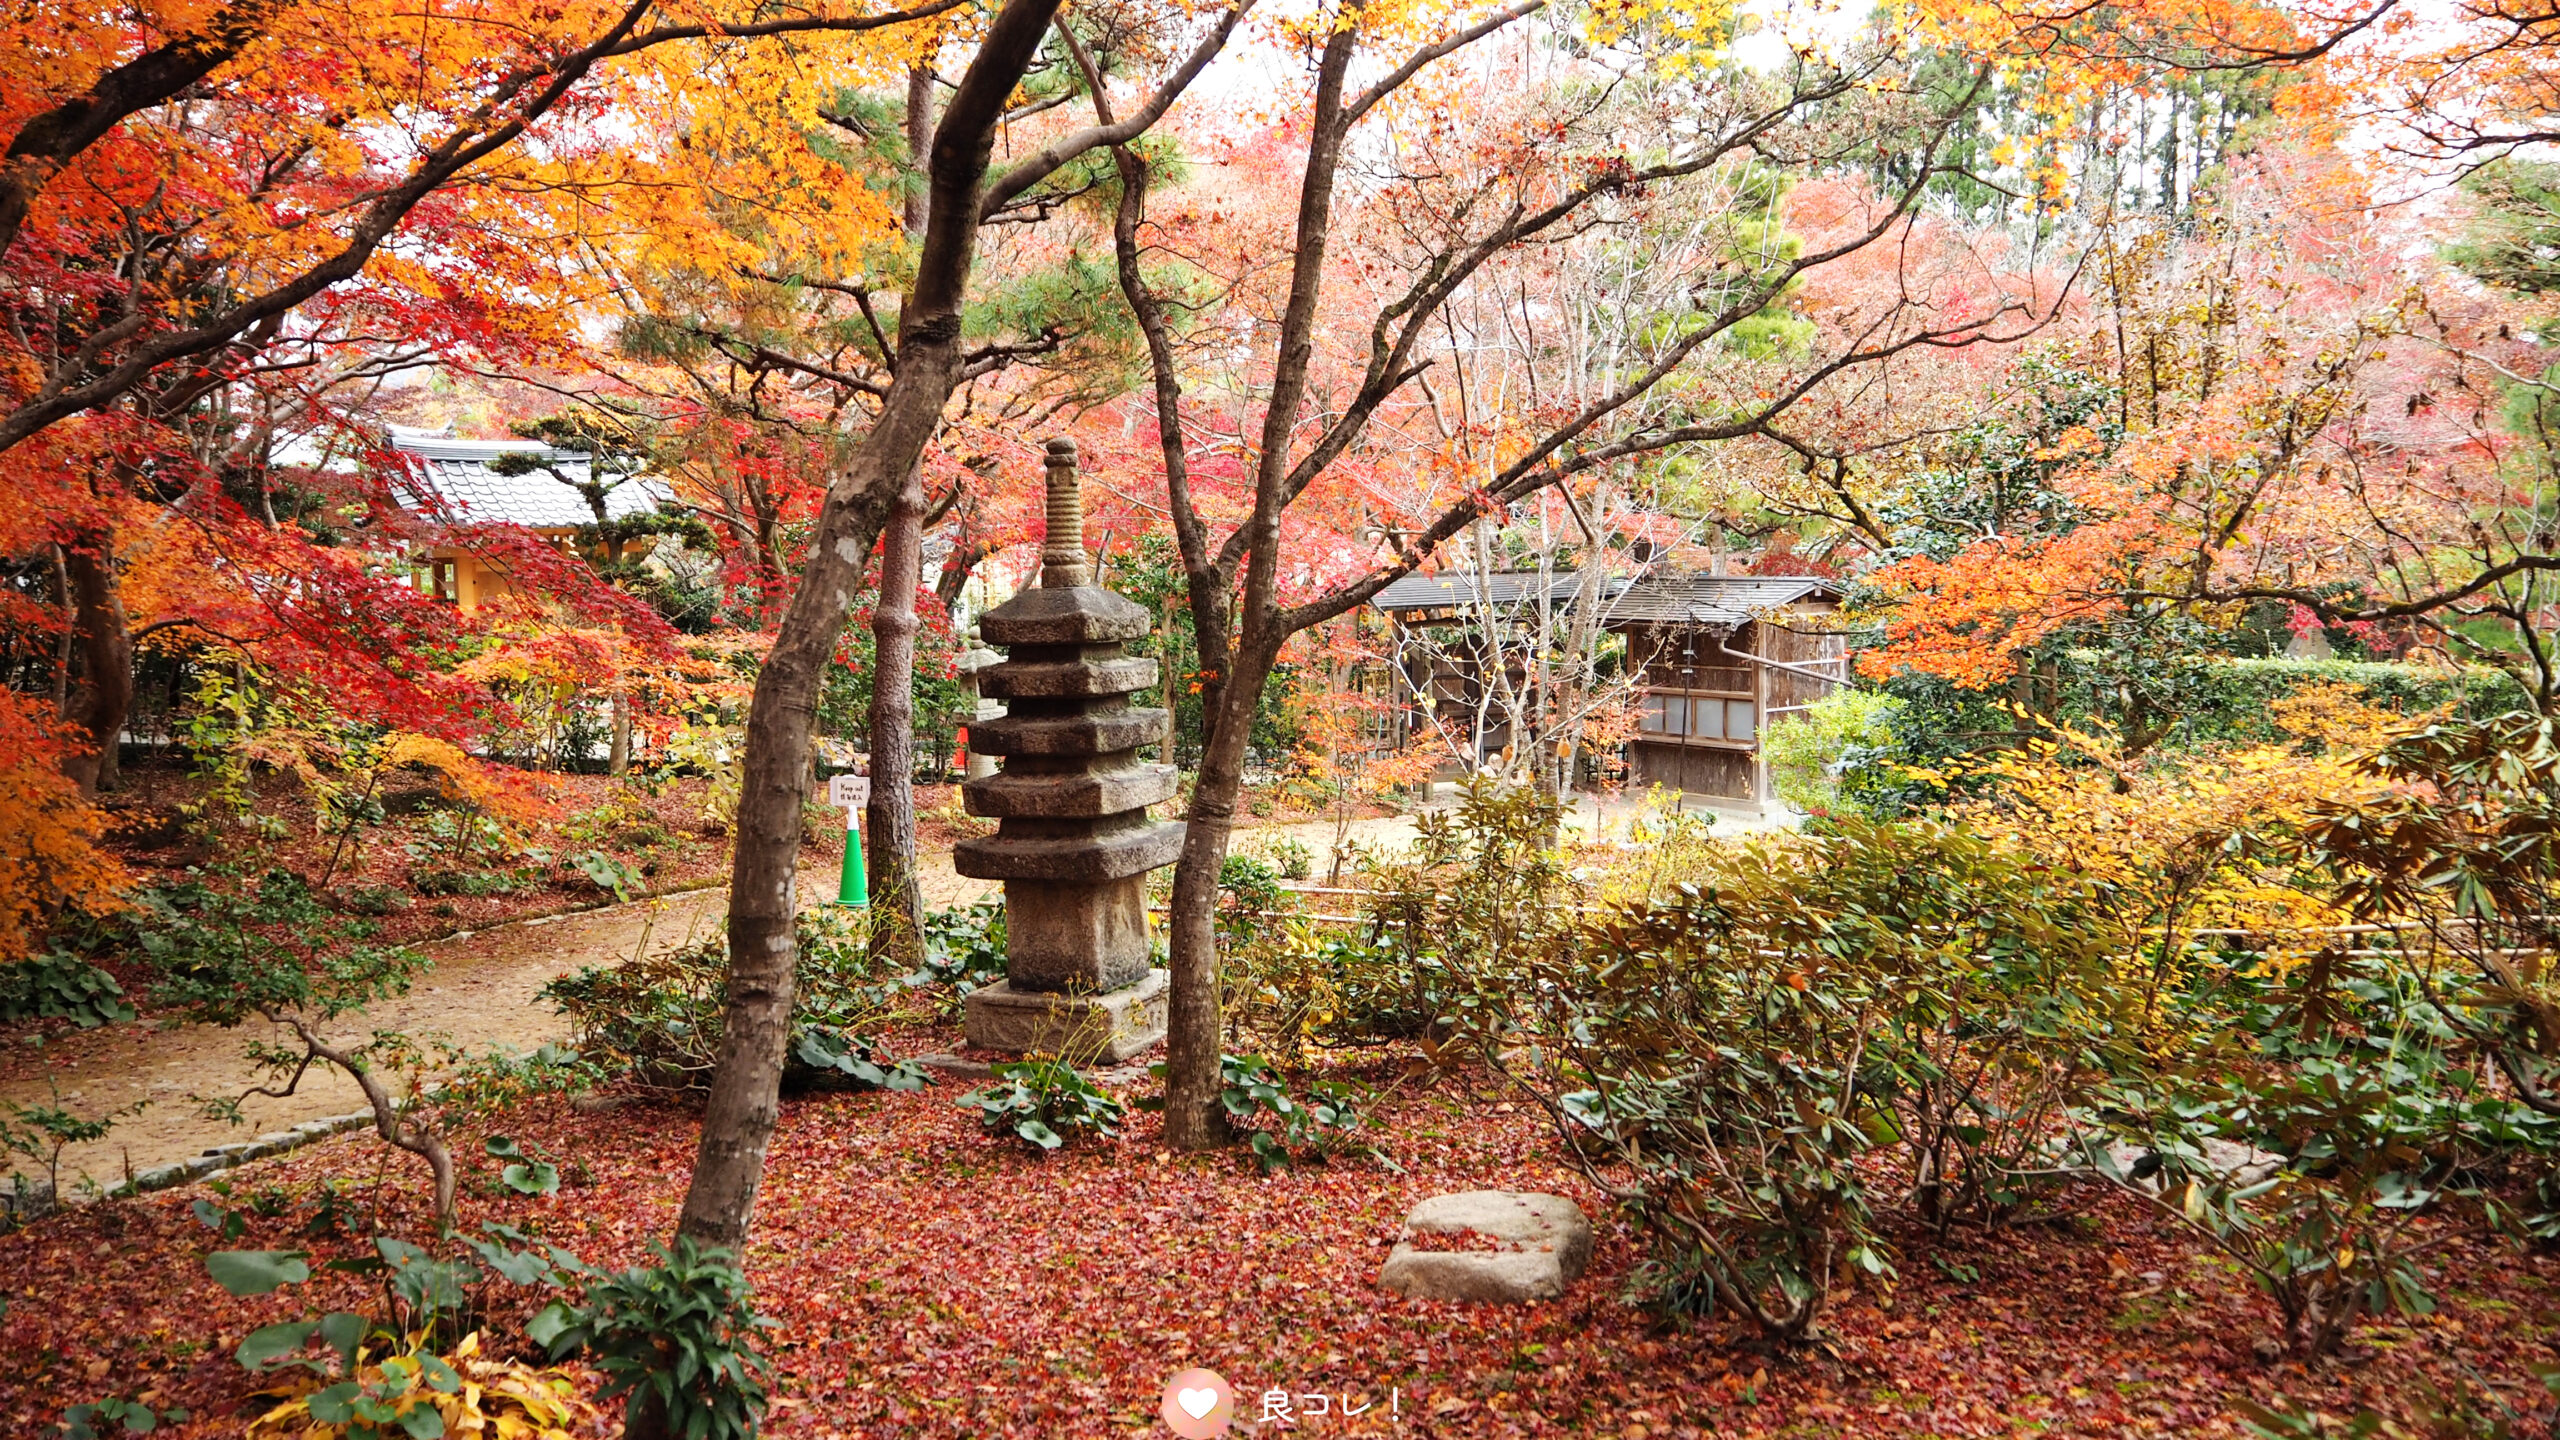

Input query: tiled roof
[389,435,671,530]
[1603,573,1838,628]
[1372,569,1632,613]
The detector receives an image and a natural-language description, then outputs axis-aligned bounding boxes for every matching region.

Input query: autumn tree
[673,0,1252,1248]
[0,689,126,960]
[1858,142,2559,716]
[0,0,977,457]
[1103,11,2065,1145]
[0,0,1003,803]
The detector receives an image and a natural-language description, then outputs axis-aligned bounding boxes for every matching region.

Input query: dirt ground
[0,849,1005,1193]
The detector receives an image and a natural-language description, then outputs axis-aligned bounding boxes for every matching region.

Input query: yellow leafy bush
[246,1331,597,1439]
[1953,688,2421,946]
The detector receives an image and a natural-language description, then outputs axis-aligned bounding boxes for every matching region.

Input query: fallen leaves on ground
[2,1059,2553,1438]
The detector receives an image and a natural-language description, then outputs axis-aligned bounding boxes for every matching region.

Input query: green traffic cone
[838,815,869,907]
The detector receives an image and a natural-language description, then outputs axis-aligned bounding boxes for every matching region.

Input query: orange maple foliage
[0,691,127,961]
[1857,139,2523,689]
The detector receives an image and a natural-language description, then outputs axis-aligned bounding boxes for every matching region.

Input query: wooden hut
[386,435,671,610]
[1368,569,1628,763]
[1608,573,1846,808]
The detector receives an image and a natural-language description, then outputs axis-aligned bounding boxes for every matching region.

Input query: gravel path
[0,852,1004,1196]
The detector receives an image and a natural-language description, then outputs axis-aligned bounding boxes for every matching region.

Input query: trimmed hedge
[2089,653,2524,747]
[1834,654,2527,820]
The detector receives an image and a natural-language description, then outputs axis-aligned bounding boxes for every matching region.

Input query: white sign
[826,773,871,810]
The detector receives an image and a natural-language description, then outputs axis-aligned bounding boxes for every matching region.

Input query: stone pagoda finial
[954,436,1182,1062]
[1039,437,1091,590]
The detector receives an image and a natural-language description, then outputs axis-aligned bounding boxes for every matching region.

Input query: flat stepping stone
[2097,1137,2284,1190]
[1378,1190,1592,1303]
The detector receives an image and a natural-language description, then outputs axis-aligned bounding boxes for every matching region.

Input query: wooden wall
[1620,602,1845,807]
[1758,605,1849,721]
[1628,740,1757,800]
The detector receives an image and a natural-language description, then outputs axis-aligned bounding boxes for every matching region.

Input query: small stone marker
[1378,1190,1593,1303]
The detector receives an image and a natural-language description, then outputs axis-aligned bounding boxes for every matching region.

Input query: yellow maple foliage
[1936,688,2440,1047]
[1953,685,2428,971]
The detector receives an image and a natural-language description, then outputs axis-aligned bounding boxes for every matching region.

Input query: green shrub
[330,885,411,917]
[2157,654,2522,742]
[917,900,1007,991]
[1265,835,1314,881]
[1520,820,2122,1339]
[105,867,463,1220]
[1506,728,2560,1356]
[483,1135,561,1197]
[1356,776,1582,1049]
[56,1396,185,1437]
[432,1042,606,1118]
[1762,689,1906,817]
[125,866,425,1031]
[0,948,133,1028]
[1216,853,1287,950]
[958,1059,1128,1152]
[789,1026,929,1092]
[411,866,538,898]
[404,808,540,877]
[1539,893,1890,1341]
[544,908,918,1090]
[560,798,674,852]
[531,1236,772,1440]
[205,1224,706,1439]
[1219,780,1579,1063]
[4,1090,144,1210]
[2302,711,2560,1123]
[2085,961,2560,1359]
[568,849,643,901]
[1222,927,1442,1063]
[1208,1054,1369,1173]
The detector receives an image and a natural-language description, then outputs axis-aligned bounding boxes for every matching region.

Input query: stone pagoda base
[963,971,1169,1062]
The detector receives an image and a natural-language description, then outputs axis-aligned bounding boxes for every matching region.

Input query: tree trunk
[1159,26,1355,1146]
[49,545,72,715]
[1553,483,1610,812]
[865,465,927,966]
[903,63,937,237]
[608,691,633,775]
[287,1018,457,1233]
[673,0,1065,1253]
[1160,637,1279,1148]
[861,64,937,969]
[58,531,131,793]
[935,535,991,613]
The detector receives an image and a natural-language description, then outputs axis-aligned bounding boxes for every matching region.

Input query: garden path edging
[4,882,733,1228]
[5,1105,385,1226]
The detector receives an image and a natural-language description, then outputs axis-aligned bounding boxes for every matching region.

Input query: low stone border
[4,1106,381,1228]
[1,881,732,1230]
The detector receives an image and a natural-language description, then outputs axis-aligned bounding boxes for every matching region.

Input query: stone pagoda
[956,438,1182,1061]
